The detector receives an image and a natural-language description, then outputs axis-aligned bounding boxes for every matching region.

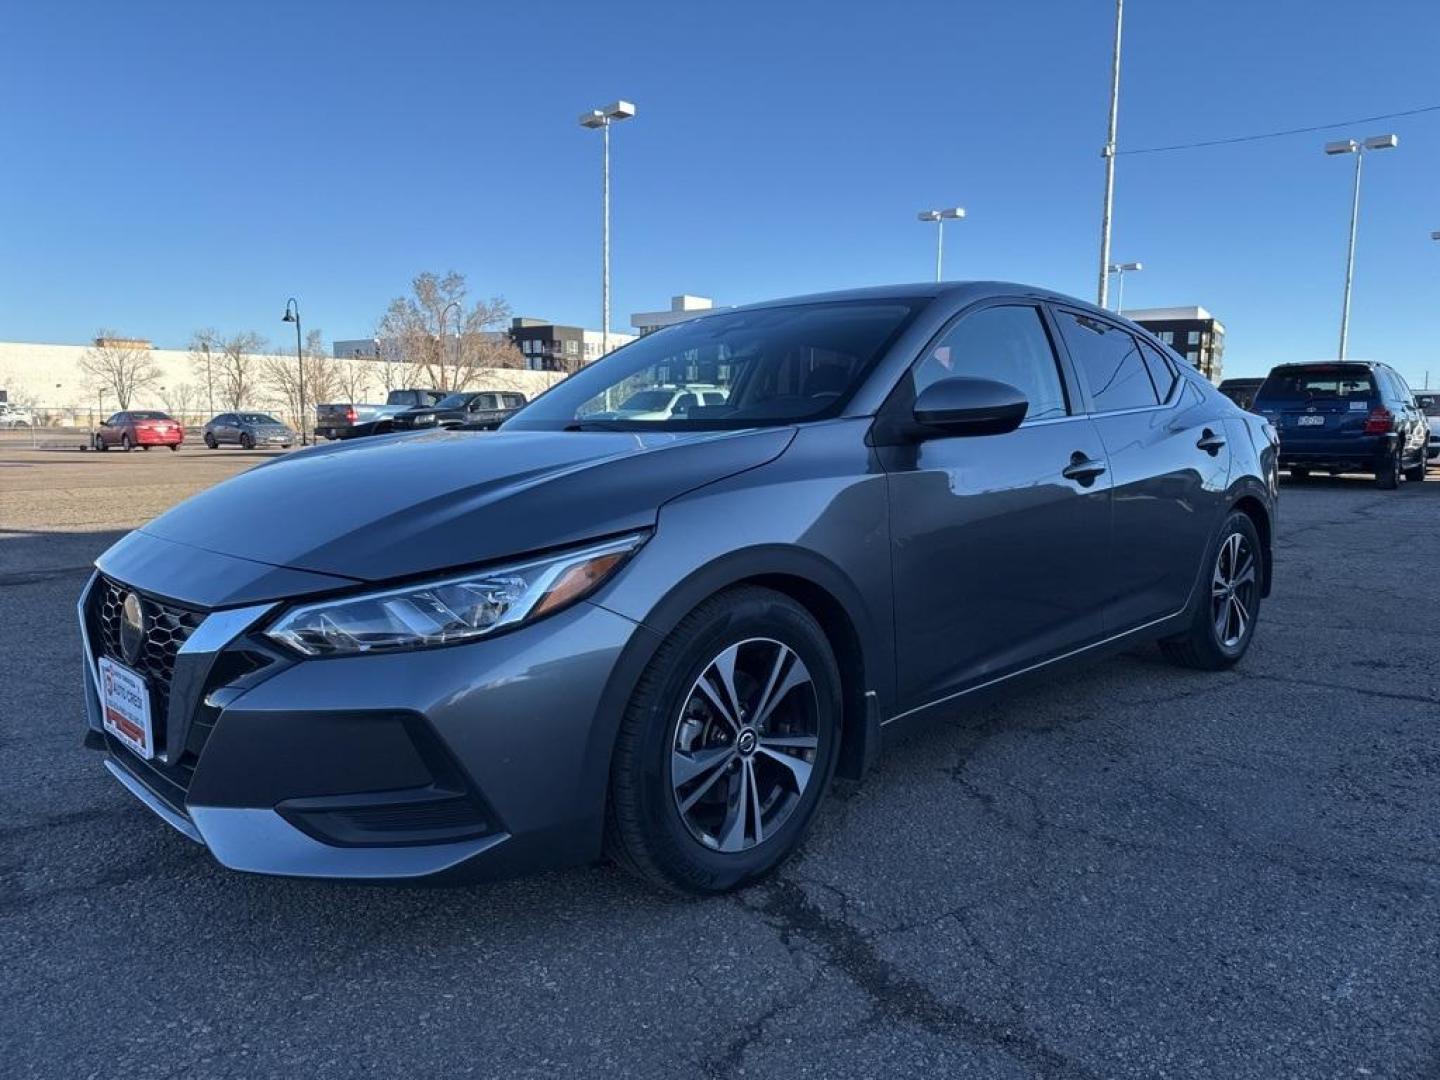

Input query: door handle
[1197,429,1226,455]
[1062,453,1107,485]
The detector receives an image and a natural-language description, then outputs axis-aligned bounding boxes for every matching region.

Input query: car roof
[729,280,1103,313]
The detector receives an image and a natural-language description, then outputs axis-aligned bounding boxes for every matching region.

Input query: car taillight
[346,407,358,423]
[1364,408,1393,434]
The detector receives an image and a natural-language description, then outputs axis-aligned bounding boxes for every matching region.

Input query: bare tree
[334,357,372,405]
[376,271,517,392]
[213,331,265,410]
[158,381,202,423]
[261,329,340,429]
[79,332,162,410]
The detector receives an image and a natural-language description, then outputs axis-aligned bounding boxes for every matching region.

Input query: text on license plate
[98,656,154,759]
[1296,415,1325,426]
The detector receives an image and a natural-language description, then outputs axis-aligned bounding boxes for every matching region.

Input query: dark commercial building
[1124,306,1226,382]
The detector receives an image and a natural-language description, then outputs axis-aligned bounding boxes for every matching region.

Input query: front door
[877,302,1113,714]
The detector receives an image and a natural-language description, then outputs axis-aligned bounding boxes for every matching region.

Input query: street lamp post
[1325,134,1398,359]
[1096,0,1125,308]
[438,300,462,390]
[580,100,636,358]
[282,298,308,445]
[200,340,214,417]
[1107,261,1143,312]
[917,208,966,282]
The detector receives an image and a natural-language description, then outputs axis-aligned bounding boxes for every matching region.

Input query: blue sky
[2,0,1438,383]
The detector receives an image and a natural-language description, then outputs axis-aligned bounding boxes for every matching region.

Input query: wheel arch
[1229,489,1273,598]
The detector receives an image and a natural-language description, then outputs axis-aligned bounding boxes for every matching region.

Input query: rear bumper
[79,569,645,882]
[136,430,183,445]
[1278,433,1395,472]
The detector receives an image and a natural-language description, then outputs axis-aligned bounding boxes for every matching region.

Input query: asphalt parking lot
[2,445,1437,1079]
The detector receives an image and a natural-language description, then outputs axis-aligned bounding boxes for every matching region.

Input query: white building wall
[0,340,564,422]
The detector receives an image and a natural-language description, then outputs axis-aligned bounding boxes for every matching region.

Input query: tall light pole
[1325,135,1398,359]
[917,208,966,281]
[439,300,462,389]
[282,297,308,445]
[580,101,636,358]
[1107,261,1142,312]
[200,340,214,417]
[1096,0,1124,308]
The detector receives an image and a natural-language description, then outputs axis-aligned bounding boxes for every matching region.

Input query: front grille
[91,575,204,725]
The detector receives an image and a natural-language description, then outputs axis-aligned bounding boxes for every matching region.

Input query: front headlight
[265,533,646,657]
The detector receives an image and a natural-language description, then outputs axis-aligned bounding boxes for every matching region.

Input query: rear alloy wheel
[1376,451,1401,490]
[1160,510,1262,670]
[605,587,841,894]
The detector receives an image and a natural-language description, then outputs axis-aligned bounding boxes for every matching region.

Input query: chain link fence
[0,406,220,449]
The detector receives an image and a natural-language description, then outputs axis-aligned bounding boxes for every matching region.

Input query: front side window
[506,300,921,431]
[1055,311,1159,413]
[914,304,1068,421]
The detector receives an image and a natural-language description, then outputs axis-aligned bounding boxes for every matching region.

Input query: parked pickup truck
[314,388,444,440]
[391,390,528,433]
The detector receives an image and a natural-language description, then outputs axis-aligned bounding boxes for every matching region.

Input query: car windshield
[238,413,280,425]
[434,393,476,409]
[506,300,922,431]
[1256,367,1376,402]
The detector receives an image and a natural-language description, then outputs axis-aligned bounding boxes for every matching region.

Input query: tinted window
[129,410,170,420]
[238,413,277,424]
[1255,367,1376,403]
[1414,393,1440,416]
[1139,341,1177,401]
[507,300,921,430]
[1056,312,1158,412]
[915,305,1068,421]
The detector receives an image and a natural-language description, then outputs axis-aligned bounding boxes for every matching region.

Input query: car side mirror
[911,377,1029,438]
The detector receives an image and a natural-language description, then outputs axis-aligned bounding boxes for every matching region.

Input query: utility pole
[1096,0,1124,308]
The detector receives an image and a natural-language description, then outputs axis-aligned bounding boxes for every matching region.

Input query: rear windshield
[1414,393,1440,416]
[130,411,171,420]
[1256,367,1376,403]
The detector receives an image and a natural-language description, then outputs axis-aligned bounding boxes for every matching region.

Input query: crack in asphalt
[738,876,1103,1080]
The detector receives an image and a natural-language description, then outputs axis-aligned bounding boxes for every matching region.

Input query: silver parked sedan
[78,282,1278,894]
[203,412,295,450]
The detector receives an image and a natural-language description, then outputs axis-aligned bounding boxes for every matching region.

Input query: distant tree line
[78,270,526,421]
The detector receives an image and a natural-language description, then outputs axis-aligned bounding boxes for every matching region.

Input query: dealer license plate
[98,656,154,759]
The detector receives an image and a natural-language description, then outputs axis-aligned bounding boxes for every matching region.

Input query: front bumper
[79,570,646,881]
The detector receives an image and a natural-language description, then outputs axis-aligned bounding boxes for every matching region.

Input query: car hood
[134,427,795,583]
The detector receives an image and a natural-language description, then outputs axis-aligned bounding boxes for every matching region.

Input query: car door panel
[877,300,1113,714]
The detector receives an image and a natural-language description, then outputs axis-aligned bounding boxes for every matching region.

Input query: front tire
[1160,510,1263,671]
[605,587,842,895]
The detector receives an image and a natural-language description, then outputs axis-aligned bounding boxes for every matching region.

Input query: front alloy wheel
[606,586,841,894]
[671,639,819,853]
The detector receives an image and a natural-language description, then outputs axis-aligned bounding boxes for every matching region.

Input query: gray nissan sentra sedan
[78,283,1279,894]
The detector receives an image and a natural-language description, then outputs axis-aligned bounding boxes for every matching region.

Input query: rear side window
[1055,311,1159,413]
[914,304,1070,421]
[1256,367,1376,403]
[1139,340,1178,401]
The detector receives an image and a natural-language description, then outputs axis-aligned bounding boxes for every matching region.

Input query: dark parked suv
[1253,361,1428,488]
[77,282,1278,894]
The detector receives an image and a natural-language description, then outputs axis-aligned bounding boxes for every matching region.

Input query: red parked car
[92,410,185,452]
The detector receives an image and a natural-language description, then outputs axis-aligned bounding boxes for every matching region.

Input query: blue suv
[1254,361,1429,488]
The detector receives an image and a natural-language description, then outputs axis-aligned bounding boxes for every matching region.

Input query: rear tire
[604,586,841,895]
[1376,451,1401,490]
[120,434,133,452]
[1160,510,1263,671]
[1403,449,1425,483]
[168,444,180,452]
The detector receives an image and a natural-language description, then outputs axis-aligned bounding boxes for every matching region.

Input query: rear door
[1254,365,1379,452]
[1052,308,1232,630]
[879,301,1112,711]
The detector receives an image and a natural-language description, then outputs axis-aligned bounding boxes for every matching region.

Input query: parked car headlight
[265,533,646,657]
